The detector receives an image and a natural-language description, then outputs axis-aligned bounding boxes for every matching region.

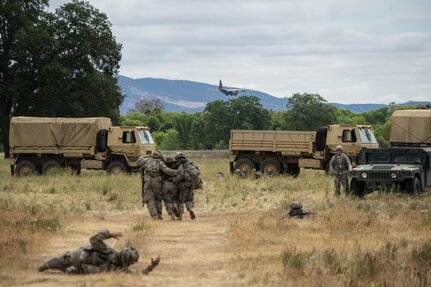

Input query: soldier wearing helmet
[175,152,200,220]
[38,230,160,274]
[329,145,352,196]
[137,151,179,219]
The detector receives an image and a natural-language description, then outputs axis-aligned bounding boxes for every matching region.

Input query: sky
[48,0,431,104]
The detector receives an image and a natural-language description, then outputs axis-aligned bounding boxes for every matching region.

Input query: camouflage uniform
[176,153,196,220]
[162,175,179,219]
[329,151,352,196]
[137,152,178,219]
[38,230,143,274]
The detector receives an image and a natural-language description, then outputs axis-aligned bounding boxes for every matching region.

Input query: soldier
[137,151,178,220]
[175,152,200,220]
[38,230,160,274]
[329,145,352,196]
[286,201,314,219]
[162,158,180,220]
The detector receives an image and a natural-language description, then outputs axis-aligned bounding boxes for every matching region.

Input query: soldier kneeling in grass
[38,230,159,275]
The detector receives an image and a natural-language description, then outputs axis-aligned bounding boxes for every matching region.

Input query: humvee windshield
[358,127,378,144]
[366,149,424,164]
[138,129,154,144]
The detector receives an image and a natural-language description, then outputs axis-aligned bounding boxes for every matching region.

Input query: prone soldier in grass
[38,230,159,274]
[137,151,179,220]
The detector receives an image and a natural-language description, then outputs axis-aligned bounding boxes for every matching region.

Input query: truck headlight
[361,172,368,179]
[391,172,397,179]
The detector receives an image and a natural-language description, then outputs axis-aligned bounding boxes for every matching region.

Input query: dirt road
[4,210,246,287]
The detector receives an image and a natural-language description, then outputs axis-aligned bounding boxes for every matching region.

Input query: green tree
[284,93,337,131]
[0,0,123,157]
[0,0,48,157]
[202,96,271,149]
[174,113,193,149]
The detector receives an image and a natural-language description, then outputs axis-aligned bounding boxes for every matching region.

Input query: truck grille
[368,172,390,180]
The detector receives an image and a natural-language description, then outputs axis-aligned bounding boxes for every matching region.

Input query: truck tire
[260,159,281,177]
[350,179,364,197]
[315,128,327,152]
[405,177,421,195]
[16,160,37,176]
[234,158,255,175]
[42,160,62,175]
[107,160,128,175]
[96,129,108,153]
[286,166,300,178]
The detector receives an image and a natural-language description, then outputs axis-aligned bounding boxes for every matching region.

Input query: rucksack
[187,162,202,190]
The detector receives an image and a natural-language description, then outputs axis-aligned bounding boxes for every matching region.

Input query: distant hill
[118,75,287,114]
[117,75,430,114]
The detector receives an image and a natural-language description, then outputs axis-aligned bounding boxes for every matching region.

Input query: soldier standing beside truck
[329,145,352,196]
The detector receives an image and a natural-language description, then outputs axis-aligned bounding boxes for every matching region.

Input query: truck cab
[350,147,431,196]
[105,127,156,174]
[318,125,379,160]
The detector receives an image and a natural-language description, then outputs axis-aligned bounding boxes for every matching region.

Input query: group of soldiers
[38,147,350,276]
[137,151,202,221]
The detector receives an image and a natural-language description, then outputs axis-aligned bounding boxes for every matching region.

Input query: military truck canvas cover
[389,110,431,145]
[9,117,112,148]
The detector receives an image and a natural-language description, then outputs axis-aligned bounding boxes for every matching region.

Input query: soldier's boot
[189,210,196,220]
[177,213,183,221]
[38,264,48,272]
[170,214,176,220]
[157,214,163,220]
[173,205,180,217]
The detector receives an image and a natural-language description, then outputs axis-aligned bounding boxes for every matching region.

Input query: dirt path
[6,210,246,287]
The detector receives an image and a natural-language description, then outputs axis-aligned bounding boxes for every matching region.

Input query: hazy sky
[49,0,431,104]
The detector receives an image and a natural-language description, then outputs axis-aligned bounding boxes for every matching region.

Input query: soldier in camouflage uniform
[175,152,196,220]
[137,151,178,220]
[162,158,180,220]
[329,145,353,196]
[38,230,159,274]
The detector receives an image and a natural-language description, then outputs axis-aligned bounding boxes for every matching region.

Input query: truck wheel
[42,160,62,175]
[260,159,281,177]
[107,161,128,175]
[234,158,255,175]
[350,179,364,197]
[286,166,300,178]
[405,177,421,195]
[16,160,37,176]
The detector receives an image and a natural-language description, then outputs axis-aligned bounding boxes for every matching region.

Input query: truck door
[120,130,140,159]
[340,128,358,156]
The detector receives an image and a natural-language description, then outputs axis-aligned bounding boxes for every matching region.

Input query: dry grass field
[0,154,430,286]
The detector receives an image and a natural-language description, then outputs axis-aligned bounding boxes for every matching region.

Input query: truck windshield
[358,128,378,144]
[138,129,154,144]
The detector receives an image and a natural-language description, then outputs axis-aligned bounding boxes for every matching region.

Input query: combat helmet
[119,247,139,267]
[290,201,303,210]
[152,150,164,160]
[175,152,186,161]
[335,145,344,151]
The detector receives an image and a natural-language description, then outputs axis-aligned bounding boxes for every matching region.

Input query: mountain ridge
[118,75,430,114]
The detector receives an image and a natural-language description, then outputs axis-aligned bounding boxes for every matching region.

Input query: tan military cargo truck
[389,109,431,147]
[229,125,379,176]
[9,117,155,176]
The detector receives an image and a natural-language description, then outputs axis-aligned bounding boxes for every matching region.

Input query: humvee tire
[350,178,364,197]
[405,177,421,194]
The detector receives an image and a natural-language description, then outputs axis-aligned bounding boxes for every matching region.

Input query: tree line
[120,94,431,150]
